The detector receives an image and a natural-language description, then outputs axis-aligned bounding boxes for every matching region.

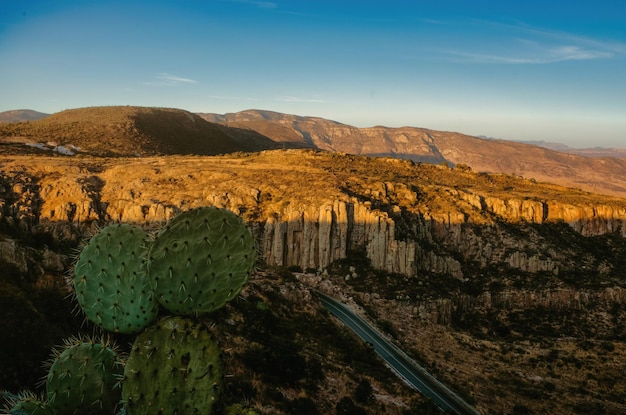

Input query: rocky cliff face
[2,151,626,284]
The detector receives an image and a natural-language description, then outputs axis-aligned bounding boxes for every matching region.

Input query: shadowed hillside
[0,106,279,156]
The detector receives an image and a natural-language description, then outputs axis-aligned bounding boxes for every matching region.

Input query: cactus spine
[122,317,223,415]
[3,391,52,415]
[45,337,124,415]
[147,206,255,316]
[73,224,158,334]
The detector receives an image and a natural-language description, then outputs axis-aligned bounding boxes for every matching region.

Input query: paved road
[315,290,481,415]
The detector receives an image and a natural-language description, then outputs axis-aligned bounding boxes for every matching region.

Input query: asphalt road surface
[315,290,481,415]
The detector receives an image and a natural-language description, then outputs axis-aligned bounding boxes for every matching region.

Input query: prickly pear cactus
[147,206,255,315]
[122,316,223,415]
[3,391,52,415]
[74,223,158,334]
[45,337,124,415]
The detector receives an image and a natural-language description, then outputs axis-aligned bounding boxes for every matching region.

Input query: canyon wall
[2,164,626,281]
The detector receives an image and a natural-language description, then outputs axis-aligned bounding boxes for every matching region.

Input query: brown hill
[0,109,49,123]
[199,110,626,198]
[0,106,278,157]
[2,106,624,197]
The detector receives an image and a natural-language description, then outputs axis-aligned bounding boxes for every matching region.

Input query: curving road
[315,290,481,415]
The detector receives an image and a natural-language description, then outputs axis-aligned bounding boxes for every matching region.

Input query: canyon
[2,151,626,281]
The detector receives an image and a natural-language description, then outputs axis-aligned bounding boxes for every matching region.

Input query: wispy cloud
[414,17,449,25]
[444,44,613,64]
[145,73,197,86]
[208,95,259,101]
[514,24,626,56]
[157,73,197,84]
[426,19,624,65]
[551,45,613,61]
[275,96,325,103]
[223,0,277,9]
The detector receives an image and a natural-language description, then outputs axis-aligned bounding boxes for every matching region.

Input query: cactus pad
[147,207,255,315]
[74,224,158,334]
[122,317,223,415]
[4,391,52,415]
[45,337,123,415]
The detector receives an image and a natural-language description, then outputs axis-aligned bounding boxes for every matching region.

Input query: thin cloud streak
[223,0,277,9]
[444,45,613,64]
[552,45,613,60]
[419,17,624,64]
[156,73,197,84]
[275,96,326,103]
[143,73,198,86]
[208,95,259,101]
[513,24,626,55]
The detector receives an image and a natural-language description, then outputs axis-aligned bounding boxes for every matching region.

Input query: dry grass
[2,150,625,222]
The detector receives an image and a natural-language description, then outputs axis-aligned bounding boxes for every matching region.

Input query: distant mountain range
[2,106,626,197]
[0,109,50,123]
[518,140,626,159]
[199,110,626,159]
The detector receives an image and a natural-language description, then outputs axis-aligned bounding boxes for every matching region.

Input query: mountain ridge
[520,139,626,158]
[0,109,49,123]
[199,109,626,198]
[4,107,624,154]
[2,106,626,198]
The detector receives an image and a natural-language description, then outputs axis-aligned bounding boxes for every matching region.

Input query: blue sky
[1,0,625,148]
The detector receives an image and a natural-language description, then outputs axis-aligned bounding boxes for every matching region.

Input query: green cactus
[3,391,52,415]
[45,337,124,415]
[73,223,158,334]
[122,316,223,415]
[147,206,255,316]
